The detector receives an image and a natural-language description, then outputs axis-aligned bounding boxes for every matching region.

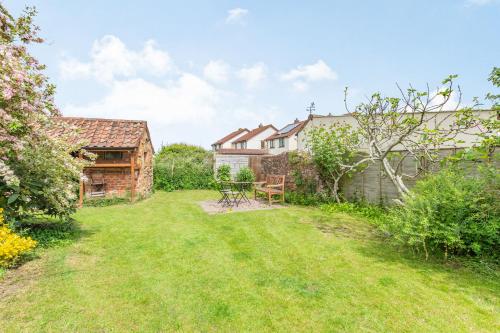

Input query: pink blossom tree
[0,5,90,219]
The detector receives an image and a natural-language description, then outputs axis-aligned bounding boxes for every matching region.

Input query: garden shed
[50,117,154,205]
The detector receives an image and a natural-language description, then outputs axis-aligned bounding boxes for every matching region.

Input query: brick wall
[83,131,154,199]
[84,168,132,197]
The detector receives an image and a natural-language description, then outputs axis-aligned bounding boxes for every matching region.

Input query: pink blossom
[2,86,14,100]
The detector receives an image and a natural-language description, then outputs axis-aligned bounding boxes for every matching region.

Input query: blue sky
[4,0,500,148]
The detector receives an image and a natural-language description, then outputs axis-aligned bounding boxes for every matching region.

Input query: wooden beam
[87,163,131,168]
[78,151,84,208]
[130,151,136,202]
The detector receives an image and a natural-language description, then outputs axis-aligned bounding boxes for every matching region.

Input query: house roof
[233,124,277,143]
[49,117,152,150]
[212,128,249,146]
[216,148,268,155]
[265,119,308,140]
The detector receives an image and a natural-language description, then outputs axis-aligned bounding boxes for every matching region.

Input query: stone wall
[135,134,154,198]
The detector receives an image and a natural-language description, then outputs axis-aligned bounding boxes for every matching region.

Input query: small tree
[0,5,89,219]
[344,75,483,201]
[306,123,369,203]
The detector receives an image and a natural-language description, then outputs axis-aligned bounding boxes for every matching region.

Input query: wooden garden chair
[254,175,285,205]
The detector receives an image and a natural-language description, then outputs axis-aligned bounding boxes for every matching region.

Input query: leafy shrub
[382,165,499,259]
[216,164,231,182]
[154,144,214,191]
[236,167,255,183]
[285,191,333,206]
[0,208,37,268]
[84,196,130,207]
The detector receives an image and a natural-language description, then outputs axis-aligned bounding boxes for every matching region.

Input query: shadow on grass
[353,239,500,296]
[310,210,499,295]
[15,216,93,250]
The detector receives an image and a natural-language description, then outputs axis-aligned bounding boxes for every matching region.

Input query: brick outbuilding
[50,117,154,205]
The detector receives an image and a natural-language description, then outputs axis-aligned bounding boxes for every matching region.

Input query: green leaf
[7,193,19,204]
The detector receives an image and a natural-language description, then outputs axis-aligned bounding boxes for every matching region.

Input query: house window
[269,140,275,148]
[279,138,285,148]
[242,142,247,149]
[103,151,123,160]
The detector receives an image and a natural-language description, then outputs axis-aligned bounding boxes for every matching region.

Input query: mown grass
[0,191,498,332]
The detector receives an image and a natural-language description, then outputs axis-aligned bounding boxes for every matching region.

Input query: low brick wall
[256,153,320,191]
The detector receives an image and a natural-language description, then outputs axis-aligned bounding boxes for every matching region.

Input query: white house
[265,118,308,155]
[297,110,496,152]
[211,128,249,151]
[232,124,277,150]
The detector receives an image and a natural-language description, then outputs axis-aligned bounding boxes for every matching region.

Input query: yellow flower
[0,208,37,268]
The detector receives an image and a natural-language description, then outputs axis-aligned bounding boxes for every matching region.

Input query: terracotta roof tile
[48,117,149,149]
[233,124,277,143]
[212,128,249,145]
[216,148,268,155]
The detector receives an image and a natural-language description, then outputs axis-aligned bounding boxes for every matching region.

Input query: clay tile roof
[49,117,150,149]
[216,148,268,155]
[233,124,278,143]
[212,128,249,145]
[265,120,308,140]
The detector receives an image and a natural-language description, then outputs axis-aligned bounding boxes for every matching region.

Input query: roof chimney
[294,118,300,124]
[258,123,263,127]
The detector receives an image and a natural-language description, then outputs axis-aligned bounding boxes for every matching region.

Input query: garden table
[217,181,253,207]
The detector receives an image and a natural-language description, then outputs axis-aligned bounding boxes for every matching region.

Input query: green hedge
[154,144,215,191]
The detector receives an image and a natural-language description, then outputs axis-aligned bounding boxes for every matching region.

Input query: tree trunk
[332,179,340,203]
[380,156,410,198]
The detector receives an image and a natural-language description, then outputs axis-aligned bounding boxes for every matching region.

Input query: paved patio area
[198,199,285,214]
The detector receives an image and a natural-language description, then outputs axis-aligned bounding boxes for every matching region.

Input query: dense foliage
[154,143,214,191]
[235,167,255,183]
[306,124,367,202]
[0,208,36,268]
[381,165,499,259]
[0,5,88,220]
[216,164,231,182]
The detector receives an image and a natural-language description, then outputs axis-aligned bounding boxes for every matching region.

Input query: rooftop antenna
[306,102,316,115]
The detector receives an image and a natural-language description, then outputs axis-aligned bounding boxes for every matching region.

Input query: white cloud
[203,60,230,83]
[281,60,338,82]
[465,0,497,6]
[64,74,219,126]
[428,89,461,110]
[281,60,338,92]
[59,35,173,83]
[237,63,267,88]
[225,8,249,24]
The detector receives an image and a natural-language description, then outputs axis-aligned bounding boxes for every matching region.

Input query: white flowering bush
[0,5,90,219]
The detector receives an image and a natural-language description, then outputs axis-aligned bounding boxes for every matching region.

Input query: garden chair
[217,181,239,207]
[90,173,106,197]
[254,175,285,205]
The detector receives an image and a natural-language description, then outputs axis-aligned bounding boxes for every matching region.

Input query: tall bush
[0,5,88,220]
[382,164,499,259]
[154,143,214,191]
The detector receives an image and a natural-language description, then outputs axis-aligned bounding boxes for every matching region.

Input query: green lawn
[0,191,498,332]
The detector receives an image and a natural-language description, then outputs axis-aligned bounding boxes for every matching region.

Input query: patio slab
[198,199,285,214]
